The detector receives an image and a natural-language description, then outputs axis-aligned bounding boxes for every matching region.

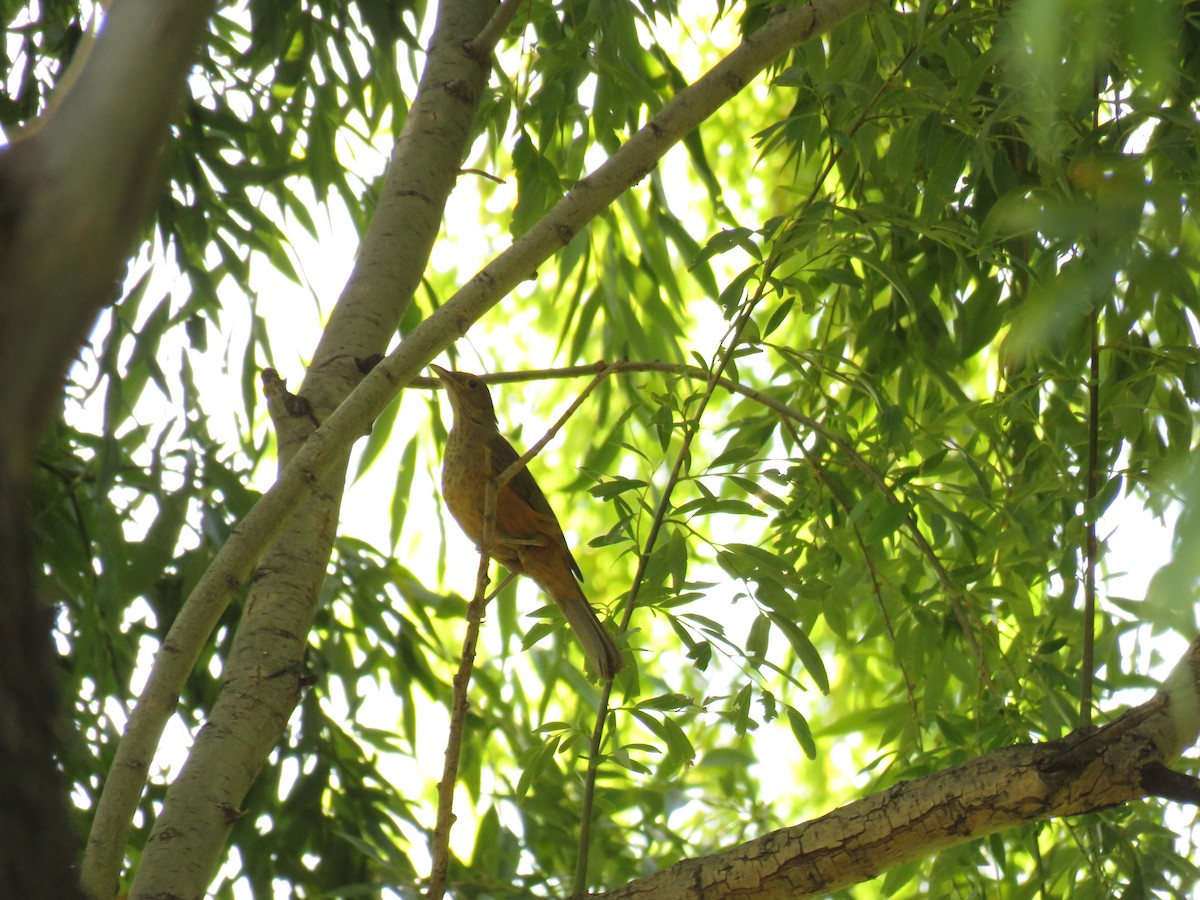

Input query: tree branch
[0,1,216,898]
[427,543,505,899]
[601,633,1200,898]
[468,0,528,59]
[0,0,214,468]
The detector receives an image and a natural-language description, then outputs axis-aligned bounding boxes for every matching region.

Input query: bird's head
[430,364,499,428]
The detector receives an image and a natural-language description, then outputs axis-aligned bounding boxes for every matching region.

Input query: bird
[430,365,624,680]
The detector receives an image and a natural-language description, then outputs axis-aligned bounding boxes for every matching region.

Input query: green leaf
[675,496,766,519]
[589,477,649,499]
[863,502,909,544]
[767,613,829,694]
[745,613,770,662]
[515,736,560,799]
[693,227,760,265]
[354,393,404,482]
[388,435,419,548]
[786,707,817,759]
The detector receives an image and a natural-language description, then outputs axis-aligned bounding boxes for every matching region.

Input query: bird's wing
[488,434,584,582]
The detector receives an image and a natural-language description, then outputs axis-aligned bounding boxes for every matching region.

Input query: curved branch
[601,633,1200,898]
[576,282,771,889]
[487,358,994,687]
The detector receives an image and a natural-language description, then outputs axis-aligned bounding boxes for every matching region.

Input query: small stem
[783,415,922,745]
[573,302,764,896]
[428,468,508,899]
[425,557,489,899]
[494,361,624,491]
[1082,304,1100,728]
[572,677,615,893]
[459,166,506,185]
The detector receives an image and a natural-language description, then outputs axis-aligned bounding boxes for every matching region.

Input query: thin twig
[727,363,996,692]
[429,364,619,898]
[574,675,615,892]
[780,415,923,744]
[428,468,513,898]
[1080,71,1106,730]
[494,360,625,491]
[573,300,765,893]
[1082,304,1100,728]
[631,361,999,694]
[459,166,506,185]
[426,558,490,899]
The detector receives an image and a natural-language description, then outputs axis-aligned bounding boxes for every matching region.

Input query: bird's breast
[441,428,489,543]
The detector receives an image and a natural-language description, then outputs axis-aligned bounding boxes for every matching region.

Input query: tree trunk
[0,0,214,895]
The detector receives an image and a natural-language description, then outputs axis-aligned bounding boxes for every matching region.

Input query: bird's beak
[430,364,451,381]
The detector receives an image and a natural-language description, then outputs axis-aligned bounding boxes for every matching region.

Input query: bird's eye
[466,378,478,389]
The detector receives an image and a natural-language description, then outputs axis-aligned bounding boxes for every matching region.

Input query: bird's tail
[556,590,624,680]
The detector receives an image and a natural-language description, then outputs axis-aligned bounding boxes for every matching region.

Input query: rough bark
[0,453,84,898]
[603,634,1200,898]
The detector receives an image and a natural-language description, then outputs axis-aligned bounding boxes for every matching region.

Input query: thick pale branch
[0,0,214,468]
[603,634,1200,898]
[301,0,508,418]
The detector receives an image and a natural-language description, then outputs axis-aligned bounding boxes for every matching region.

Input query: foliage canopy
[7,0,1200,895]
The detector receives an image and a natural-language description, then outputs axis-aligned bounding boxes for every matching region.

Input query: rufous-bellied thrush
[431,365,624,680]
